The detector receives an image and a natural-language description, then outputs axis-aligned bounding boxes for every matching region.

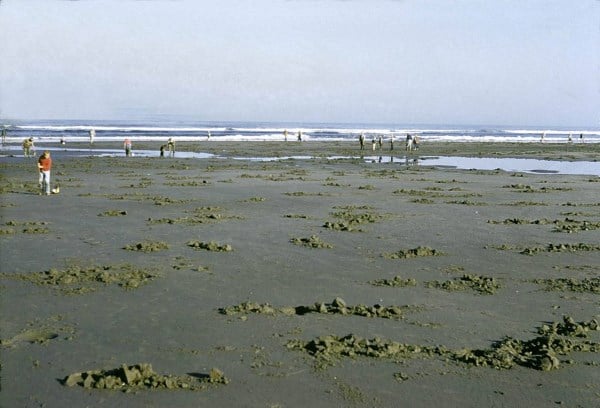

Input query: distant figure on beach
[580,133,584,143]
[359,133,365,150]
[297,130,302,141]
[390,134,394,150]
[567,133,573,143]
[405,134,413,151]
[207,130,211,140]
[540,131,546,143]
[378,135,383,150]
[37,151,52,195]
[413,135,419,150]
[160,144,167,157]
[1,127,6,144]
[167,138,175,156]
[124,138,132,157]
[60,136,66,146]
[371,137,376,151]
[22,138,31,156]
[284,129,288,142]
[22,138,34,157]
[89,128,95,144]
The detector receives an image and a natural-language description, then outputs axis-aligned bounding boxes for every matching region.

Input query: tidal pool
[2,145,598,176]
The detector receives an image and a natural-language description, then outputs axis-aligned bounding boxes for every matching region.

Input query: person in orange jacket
[37,151,52,195]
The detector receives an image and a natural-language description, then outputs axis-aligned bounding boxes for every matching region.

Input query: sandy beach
[1,141,599,407]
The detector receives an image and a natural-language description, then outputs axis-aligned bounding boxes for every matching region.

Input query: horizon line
[0,116,598,130]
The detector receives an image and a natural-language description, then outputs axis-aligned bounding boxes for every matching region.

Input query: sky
[0,0,598,127]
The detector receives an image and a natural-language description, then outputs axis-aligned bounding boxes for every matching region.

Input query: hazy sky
[0,0,598,126]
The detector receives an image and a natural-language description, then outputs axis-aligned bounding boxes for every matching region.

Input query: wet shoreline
[3,140,599,176]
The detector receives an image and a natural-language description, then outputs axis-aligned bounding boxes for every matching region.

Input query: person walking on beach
[580,133,584,143]
[372,137,376,151]
[89,128,95,144]
[390,134,394,150]
[297,130,302,141]
[124,138,132,157]
[413,135,419,150]
[284,129,288,142]
[359,133,365,150]
[378,135,383,150]
[540,131,545,143]
[567,133,573,143]
[167,138,175,156]
[37,151,52,195]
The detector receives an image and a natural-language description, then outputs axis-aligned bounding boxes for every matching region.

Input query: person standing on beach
[372,137,376,151]
[124,138,132,157]
[567,133,573,143]
[580,133,584,143]
[359,133,365,150]
[284,129,288,141]
[167,138,175,156]
[1,127,6,145]
[540,132,545,143]
[390,134,394,150]
[37,151,52,195]
[378,135,383,150]
[207,130,211,140]
[297,130,302,141]
[22,138,32,157]
[89,128,95,144]
[23,138,35,157]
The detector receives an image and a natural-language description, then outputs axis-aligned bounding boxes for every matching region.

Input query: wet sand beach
[1,141,599,407]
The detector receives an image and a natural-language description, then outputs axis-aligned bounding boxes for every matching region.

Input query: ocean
[2,119,599,144]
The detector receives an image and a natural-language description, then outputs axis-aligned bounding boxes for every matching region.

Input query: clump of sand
[219,297,419,320]
[288,316,600,371]
[290,235,333,248]
[533,277,600,293]
[186,240,233,252]
[123,240,170,252]
[383,246,443,259]
[425,274,501,294]
[369,275,418,288]
[63,363,228,391]
[3,263,160,293]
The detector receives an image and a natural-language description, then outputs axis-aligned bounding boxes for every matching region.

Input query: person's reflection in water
[405,156,419,166]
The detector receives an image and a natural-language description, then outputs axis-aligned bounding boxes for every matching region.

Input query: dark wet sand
[1,141,599,407]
